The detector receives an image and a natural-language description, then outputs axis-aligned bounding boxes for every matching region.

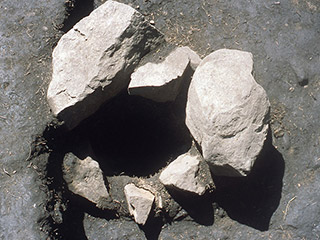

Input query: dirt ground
[1,0,320,239]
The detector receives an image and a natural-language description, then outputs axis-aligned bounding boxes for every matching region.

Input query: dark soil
[1,0,319,239]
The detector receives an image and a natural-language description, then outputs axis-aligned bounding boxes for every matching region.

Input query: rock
[186,49,270,177]
[124,183,155,225]
[179,46,202,70]
[47,0,163,129]
[62,153,109,207]
[159,151,213,195]
[128,47,193,102]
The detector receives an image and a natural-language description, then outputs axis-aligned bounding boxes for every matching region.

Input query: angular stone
[124,183,155,225]
[186,49,270,177]
[62,153,109,207]
[159,152,213,195]
[47,0,163,129]
[128,47,192,102]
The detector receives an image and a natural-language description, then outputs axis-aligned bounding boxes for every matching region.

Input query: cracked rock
[186,49,270,177]
[159,151,213,195]
[124,183,155,225]
[62,153,109,207]
[128,47,195,102]
[47,0,163,129]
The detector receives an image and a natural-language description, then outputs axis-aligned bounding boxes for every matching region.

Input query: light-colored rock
[124,183,155,225]
[62,153,109,207]
[159,152,213,195]
[186,49,270,177]
[179,46,202,70]
[47,0,163,129]
[128,47,191,102]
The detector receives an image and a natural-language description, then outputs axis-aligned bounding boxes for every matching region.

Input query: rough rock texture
[47,0,163,129]
[186,49,270,176]
[62,153,109,207]
[128,47,192,102]
[124,183,155,225]
[159,151,213,195]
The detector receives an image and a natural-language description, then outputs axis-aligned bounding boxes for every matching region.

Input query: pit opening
[61,0,94,33]
[70,91,192,177]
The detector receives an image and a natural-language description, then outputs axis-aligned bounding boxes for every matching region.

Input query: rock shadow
[61,0,94,33]
[43,127,88,240]
[140,209,164,240]
[59,203,88,240]
[44,124,122,240]
[212,129,285,231]
[167,189,215,226]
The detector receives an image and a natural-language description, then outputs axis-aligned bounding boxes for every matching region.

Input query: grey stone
[124,183,155,225]
[128,47,192,102]
[186,49,270,176]
[159,151,213,195]
[47,0,163,129]
[62,153,109,207]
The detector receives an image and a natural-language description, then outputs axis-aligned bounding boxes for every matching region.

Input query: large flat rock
[186,49,270,176]
[47,0,163,129]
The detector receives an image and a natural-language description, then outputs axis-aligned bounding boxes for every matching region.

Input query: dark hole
[61,0,94,33]
[72,91,192,177]
[298,78,308,87]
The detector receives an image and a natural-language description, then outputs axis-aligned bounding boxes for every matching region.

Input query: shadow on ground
[212,129,285,231]
[167,189,215,226]
[61,0,94,33]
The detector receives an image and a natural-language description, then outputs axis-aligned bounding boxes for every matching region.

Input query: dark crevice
[75,91,192,177]
[61,0,94,33]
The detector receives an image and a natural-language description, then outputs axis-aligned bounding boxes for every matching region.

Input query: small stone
[274,128,284,138]
[159,152,213,195]
[149,20,155,25]
[186,49,270,176]
[47,0,163,129]
[124,184,155,225]
[128,47,191,102]
[62,153,109,207]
